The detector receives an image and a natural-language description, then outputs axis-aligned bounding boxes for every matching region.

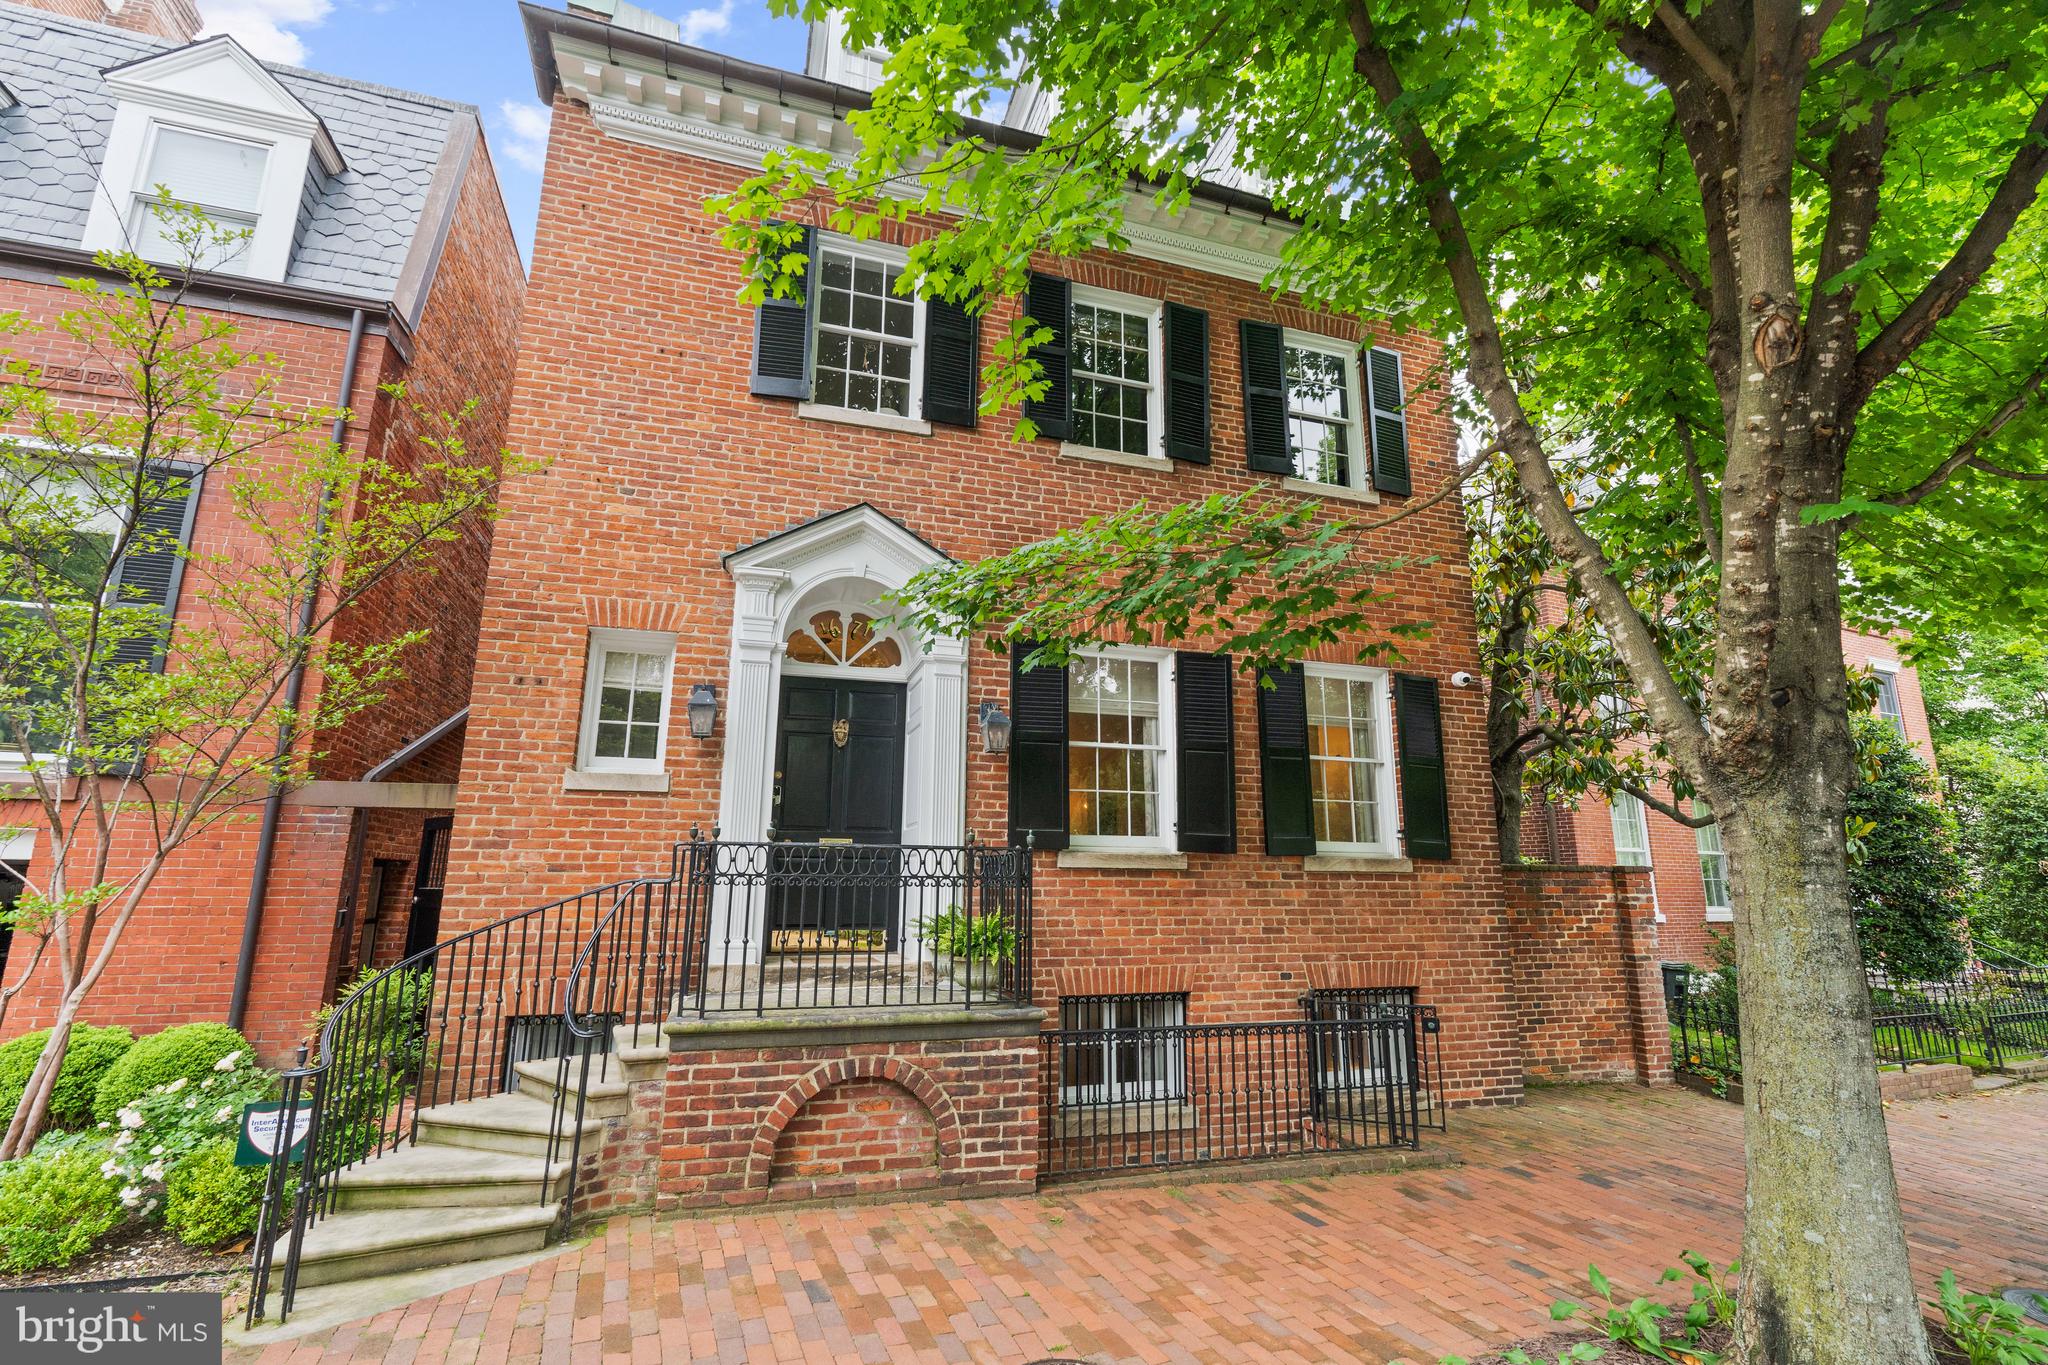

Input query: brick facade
[449,86,1527,1109]
[0,80,523,1058]
[1504,865,1669,1084]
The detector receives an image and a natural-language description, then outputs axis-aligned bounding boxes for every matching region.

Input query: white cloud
[197,0,333,66]
[497,100,553,176]
[679,0,734,46]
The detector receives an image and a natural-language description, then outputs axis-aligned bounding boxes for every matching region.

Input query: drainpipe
[227,307,367,1032]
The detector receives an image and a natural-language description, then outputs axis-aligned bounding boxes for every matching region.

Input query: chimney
[567,0,682,42]
[101,0,205,44]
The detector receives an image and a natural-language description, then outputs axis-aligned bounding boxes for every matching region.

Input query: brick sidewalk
[235,1083,2048,1365]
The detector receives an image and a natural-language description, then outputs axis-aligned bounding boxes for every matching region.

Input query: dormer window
[82,36,345,286]
[130,127,270,273]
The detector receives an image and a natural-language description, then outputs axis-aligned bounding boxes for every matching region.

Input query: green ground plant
[163,1138,268,1247]
[0,1143,125,1272]
[1933,1273,2048,1365]
[0,1024,132,1130]
[92,1023,251,1126]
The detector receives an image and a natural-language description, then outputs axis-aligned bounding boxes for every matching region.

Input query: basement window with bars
[1057,993,1187,1105]
[811,239,922,419]
[1305,987,1417,1087]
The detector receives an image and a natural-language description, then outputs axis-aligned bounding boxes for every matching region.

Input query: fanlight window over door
[784,609,904,670]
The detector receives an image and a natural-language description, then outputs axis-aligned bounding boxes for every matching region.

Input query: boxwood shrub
[0,1144,126,1272]
[164,1139,269,1247]
[0,1024,136,1131]
[93,1022,252,1126]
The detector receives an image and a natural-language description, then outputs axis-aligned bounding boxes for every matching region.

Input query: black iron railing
[1038,1005,1443,1178]
[1870,1009,1965,1069]
[246,877,646,1326]
[678,837,1034,1014]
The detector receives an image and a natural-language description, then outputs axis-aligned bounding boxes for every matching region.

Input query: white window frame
[1871,660,1907,738]
[1302,662,1401,857]
[125,122,272,275]
[574,628,677,776]
[1694,801,1732,922]
[804,233,925,425]
[1066,646,1177,852]
[1610,792,1653,868]
[1064,285,1165,462]
[1281,330,1369,493]
[1057,994,1187,1105]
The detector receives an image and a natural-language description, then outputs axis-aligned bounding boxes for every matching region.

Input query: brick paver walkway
[235,1083,2048,1365]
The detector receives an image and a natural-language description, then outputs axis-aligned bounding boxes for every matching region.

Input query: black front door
[770,678,906,946]
[402,816,453,962]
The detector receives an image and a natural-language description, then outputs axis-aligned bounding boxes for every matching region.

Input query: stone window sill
[1058,442,1174,473]
[1704,908,1734,924]
[796,402,932,437]
[1051,1099,1198,1139]
[1302,854,1413,874]
[1057,849,1189,871]
[563,769,670,794]
[1282,477,1381,506]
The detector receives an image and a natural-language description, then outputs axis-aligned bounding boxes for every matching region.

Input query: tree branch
[1654,1,1742,114]
[1879,359,2048,509]
[1674,413,1724,564]
[1855,95,2048,402]
[1812,0,1966,75]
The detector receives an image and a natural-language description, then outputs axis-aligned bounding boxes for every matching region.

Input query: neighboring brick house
[0,0,524,1058]
[1524,627,1937,967]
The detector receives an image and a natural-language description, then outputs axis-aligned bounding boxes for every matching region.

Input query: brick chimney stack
[16,0,204,45]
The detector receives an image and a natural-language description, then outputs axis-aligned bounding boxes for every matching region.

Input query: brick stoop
[1995,1057,2048,1082]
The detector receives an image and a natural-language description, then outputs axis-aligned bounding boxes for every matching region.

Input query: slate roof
[0,1,474,299]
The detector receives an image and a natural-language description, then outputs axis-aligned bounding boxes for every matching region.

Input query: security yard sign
[233,1100,312,1166]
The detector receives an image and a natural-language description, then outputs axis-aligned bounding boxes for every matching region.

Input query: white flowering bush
[100,1050,277,1214]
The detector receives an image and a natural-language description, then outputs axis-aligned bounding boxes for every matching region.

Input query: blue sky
[200,1,807,260]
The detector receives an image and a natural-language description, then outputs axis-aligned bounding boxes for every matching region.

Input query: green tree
[1846,716,1967,981]
[0,203,527,1156]
[717,3,2048,1361]
[1941,741,2048,962]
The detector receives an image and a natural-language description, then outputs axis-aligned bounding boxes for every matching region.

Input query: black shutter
[1162,303,1211,464]
[1174,651,1235,853]
[1020,271,1071,441]
[102,463,203,775]
[1394,673,1451,859]
[1255,665,1315,855]
[749,225,813,399]
[922,294,979,427]
[1239,319,1290,474]
[1008,640,1070,851]
[1365,346,1411,496]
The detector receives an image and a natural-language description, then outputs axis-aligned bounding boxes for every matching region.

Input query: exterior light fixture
[687,684,719,739]
[978,701,1012,755]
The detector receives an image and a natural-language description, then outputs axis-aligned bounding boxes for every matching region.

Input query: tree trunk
[1720,748,1934,1365]
[0,1010,75,1159]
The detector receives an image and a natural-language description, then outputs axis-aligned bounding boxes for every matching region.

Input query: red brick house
[0,0,525,1058]
[1525,627,1938,967]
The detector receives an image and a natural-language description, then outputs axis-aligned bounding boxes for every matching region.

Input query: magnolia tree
[0,204,521,1157]
[717,2,2048,1362]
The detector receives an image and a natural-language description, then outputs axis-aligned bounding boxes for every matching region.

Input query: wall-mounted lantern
[687,684,719,739]
[978,700,1012,755]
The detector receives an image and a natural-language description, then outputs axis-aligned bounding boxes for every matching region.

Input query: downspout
[227,307,367,1032]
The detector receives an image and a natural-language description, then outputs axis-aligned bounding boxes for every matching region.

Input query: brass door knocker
[832,718,850,748]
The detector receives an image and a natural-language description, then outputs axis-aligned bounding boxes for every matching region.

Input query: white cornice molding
[560,39,1296,288]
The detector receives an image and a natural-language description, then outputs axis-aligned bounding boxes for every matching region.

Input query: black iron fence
[1038,1005,1443,1178]
[1665,961,2048,1091]
[678,837,1034,1014]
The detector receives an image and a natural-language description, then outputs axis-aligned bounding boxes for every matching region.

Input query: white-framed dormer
[82,36,346,284]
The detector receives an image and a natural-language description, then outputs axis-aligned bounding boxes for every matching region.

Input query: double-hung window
[1872,665,1906,738]
[0,465,125,773]
[1610,792,1653,867]
[1068,289,1163,458]
[1283,334,1366,490]
[1303,665,1398,855]
[1066,649,1176,849]
[1057,993,1186,1105]
[575,628,676,774]
[130,126,269,274]
[811,239,921,419]
[1695,800,1731,920]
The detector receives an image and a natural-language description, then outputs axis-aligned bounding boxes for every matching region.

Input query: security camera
[1450,671,1477,689]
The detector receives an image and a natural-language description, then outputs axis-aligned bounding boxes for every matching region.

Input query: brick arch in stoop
[743,1056,966,1195]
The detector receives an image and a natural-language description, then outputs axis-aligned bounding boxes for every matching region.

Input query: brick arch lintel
[745,1056,962,1193]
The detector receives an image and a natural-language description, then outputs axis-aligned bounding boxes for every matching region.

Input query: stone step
[275,1204,561,1289]
[510,1055,632,1116]
[330,1142,572,1210]
[416,1092,603,1158]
